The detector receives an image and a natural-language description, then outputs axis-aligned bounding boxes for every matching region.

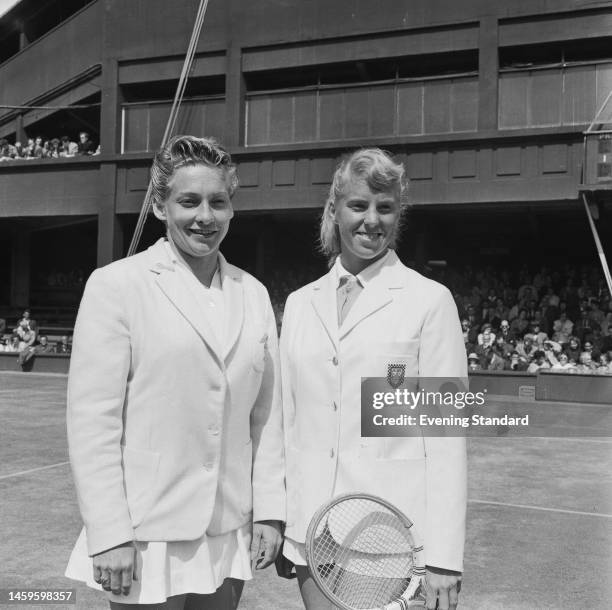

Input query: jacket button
[332,356,338,366]
[330,449,335,458]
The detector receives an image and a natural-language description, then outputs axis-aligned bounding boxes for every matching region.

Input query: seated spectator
[564,336,582,363]
[498,319,512,341]
[14,309,37,336]
[47,138,61,158]
[576,351,597,374]
[55,335,72,354]
[60,135,78,157]
[18,335,54,369]
[505,350,528,371]
[595,353,611,375]
[77,131,96,156]
[32,136,45,158]
[13,141,24,158]
[15,319,36,352]
[485,347,506,371]
[525,322,549,348]
[527,350,551,373]
[3,336,19,352]
[478,323,496,349]
[493,334,514,359]
[510,309,530,337]
[552,312,573,344]
[546,351,576,372]
[0,138,12,160]
[516,335,537,361]
[574,309,599,342]
[467,352,482,372]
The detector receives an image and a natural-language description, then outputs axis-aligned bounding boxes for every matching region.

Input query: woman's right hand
[92,542,136,596]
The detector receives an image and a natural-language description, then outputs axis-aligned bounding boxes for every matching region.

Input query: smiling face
[330,176,401,274]
[153,164,234,262]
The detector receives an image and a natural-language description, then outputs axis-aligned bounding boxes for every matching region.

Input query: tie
[338,276,361,325]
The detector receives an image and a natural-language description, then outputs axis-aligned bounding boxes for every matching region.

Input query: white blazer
[280,250,467,572]
[67,239,285,557]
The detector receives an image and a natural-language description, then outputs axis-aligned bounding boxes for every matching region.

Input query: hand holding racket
[305,493,429,609]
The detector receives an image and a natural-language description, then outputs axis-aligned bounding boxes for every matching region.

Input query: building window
[245,54,478,146]
[498,39,612,129]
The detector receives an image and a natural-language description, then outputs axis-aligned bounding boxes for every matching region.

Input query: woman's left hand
[424,566,462,610]
[250,520,283,570]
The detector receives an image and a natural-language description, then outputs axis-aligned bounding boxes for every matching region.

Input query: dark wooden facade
[1,0,611,308]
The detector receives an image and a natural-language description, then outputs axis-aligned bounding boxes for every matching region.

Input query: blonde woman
[280,149,467,610]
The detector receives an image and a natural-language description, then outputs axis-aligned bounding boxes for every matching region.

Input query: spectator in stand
[23,137,35,158]
[527,322,549,348]
[467,352,482,372]
[32,136,45,158]
[14,309,37,337]
[505,351,528,371]
[485,347,506,371]
[547,351,576,372]
[15,319,36,353]
[576,352,596,374]
[0,138,12,160]
[477,323,496,349]
[5,336,19,352]
[18,335,55,368]
[493,334,514,360]
[564,337,582,363]
[498,319,512,341]
[60,135,78,157]
[48,138,62,158]
[515,334,537,362]
[510,309,529,338]
[55,335,72,354]
[527,350,550,373]
[552,312,573,344]
[595,353,611,375]
[77,131,96,156]
[574,307,599,342]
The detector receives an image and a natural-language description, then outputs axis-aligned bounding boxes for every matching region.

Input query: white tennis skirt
[65,525,253,605]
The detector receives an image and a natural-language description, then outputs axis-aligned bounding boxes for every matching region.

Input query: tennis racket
[305,492,427,610]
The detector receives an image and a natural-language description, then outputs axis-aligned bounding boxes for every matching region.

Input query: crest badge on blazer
[387,363,406,388]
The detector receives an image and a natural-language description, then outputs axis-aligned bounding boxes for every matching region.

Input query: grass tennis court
[1,371,610,609]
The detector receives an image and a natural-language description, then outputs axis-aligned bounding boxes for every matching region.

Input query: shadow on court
[0,372,610,609]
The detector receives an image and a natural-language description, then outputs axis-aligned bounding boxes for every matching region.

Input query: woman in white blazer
[280,149,467,610]
[65,136,285,609]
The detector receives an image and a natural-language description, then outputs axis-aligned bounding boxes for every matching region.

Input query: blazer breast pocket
[122,445,161,528]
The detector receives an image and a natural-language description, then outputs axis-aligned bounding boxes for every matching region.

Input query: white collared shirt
[163,240,227,349]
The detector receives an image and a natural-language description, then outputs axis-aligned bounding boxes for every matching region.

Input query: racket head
[305,492,426,610]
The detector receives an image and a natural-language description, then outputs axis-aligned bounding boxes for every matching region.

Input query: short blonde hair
[319,148,407,263]
[150,135,238,207]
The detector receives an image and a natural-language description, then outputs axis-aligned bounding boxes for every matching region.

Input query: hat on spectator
[467,353,479,361]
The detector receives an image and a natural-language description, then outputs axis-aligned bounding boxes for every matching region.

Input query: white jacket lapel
[218,254,244,362]
[339,251,403,339]
[146,240,224,366]
[310,270,339,352]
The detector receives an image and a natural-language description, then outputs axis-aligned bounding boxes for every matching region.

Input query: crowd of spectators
[2,264,610,376]
[0,132,99,161]
[433,263,612,375]
[0,309,72,369]
[262,261,612,375]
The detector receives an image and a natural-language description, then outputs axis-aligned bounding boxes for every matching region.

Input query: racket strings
[310,497,418,609]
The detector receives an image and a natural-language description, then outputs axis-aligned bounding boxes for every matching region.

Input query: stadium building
[0,0,611,318]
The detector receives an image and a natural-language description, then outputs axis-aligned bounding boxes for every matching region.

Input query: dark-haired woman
[65,135,284,609]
